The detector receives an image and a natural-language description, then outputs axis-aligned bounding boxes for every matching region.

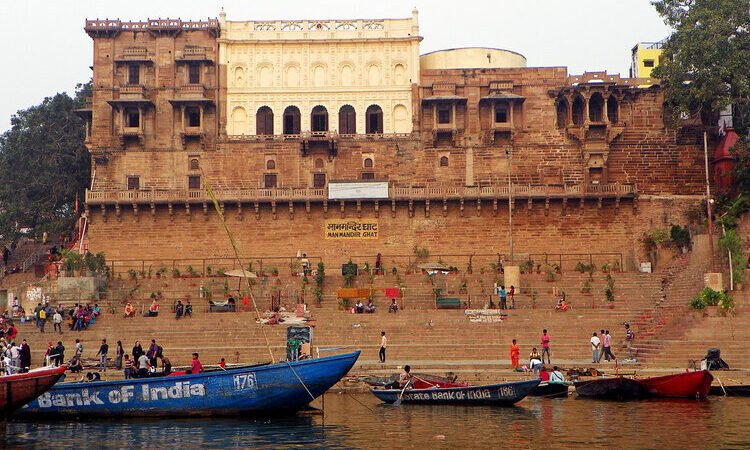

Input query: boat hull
[370,379,540,406]
[639,370,713,399]
[574,377,646,401]
[0,365,67,416]
[530,382,570,398]
[18,351,359,418]
[709,384,750,396]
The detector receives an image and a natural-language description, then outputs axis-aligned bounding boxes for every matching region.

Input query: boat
[574,377,647,401]
[0,365,67,416]
[529,382,570,398]
[17,351,359,418]
[361,373,467,390]
[638,370,713,399]
[370,378,540,406]
[709,384,750,396]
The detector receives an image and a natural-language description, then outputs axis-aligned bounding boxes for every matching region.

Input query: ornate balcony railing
[85,183,636,205]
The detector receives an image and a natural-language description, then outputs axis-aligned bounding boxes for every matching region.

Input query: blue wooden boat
[370,379,540,406]
[17,351,359,417]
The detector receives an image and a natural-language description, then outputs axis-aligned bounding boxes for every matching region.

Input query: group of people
[353,299,376,314]
[1,339,31,374]
[494,285,516,310]
[510,330,552,374]
[32,302,100,333]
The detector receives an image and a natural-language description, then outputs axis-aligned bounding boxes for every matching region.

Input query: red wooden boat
[0,365,67,416]
[638,370,713,399]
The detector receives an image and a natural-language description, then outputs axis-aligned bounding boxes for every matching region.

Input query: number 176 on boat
[233,373,258,390]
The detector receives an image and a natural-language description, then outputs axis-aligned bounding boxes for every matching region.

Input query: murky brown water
[3,393,749,449]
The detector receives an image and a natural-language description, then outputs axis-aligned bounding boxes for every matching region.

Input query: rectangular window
[643,59,655,68]
[437,105,451,124]
[128,65,140,85]
[188,64,201,84]
[127,176,140,190]
[495,104,509,123]
[188,175,201,190]
[126,110,140,128]
[264,174,278,188]
[313,173,326,188]
[360,172,375,180]
[186,108,201,127]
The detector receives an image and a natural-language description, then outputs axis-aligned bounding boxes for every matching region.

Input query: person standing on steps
[603,330,617,361]
[509,285,516,310]
[96,339,109,372]
[510,339,520,370]
[590,332,601,363]
[115,341,124,370]
[379,331,387,363]
[540,329,551,364]
[499,285,507,310]
[596,329,605,362]
[624,323,635,360]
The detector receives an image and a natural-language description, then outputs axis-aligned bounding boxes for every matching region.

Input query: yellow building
[630,41,663,78]
[219,10,421,136]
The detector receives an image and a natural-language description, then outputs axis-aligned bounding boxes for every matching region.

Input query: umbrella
[417,262,450,271]
[224,269,258,278]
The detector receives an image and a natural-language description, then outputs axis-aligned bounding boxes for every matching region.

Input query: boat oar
[393,379,411,407]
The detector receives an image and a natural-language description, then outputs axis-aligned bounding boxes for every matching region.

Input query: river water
[3,393,750,449]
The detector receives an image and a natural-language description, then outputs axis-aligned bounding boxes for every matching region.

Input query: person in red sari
[510,339,520,370]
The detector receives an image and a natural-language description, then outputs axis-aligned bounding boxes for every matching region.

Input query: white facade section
[328,181,389,200]
[220,12,421,136]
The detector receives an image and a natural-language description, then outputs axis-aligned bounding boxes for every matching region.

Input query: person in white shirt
[379,331,387,363]
[590,332,601,363]
[550,366,566,383]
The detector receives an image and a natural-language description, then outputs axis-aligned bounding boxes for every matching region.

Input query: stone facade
[80,12,708,268]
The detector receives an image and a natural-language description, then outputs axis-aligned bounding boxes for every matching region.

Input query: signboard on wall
[325,219,379,240]
[328,181,389,200]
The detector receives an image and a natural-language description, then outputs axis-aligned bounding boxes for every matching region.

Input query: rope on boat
[203,171,276,365]
[285,360,316,402]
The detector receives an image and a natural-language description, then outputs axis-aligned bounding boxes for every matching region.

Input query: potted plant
[601,263,610,274]
[206,265,213,277]
[270,267,279,277]
[544,268,556,282]
[127,269,138,281]
[612,260,622,273]
[156,266,168,279]
[172,268,181,278]
[581,280,592,293]
[186,265,199,278]
[605,287,615,308]
[338,298,350,311]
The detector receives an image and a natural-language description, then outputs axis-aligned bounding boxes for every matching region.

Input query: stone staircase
[14,267,671,376]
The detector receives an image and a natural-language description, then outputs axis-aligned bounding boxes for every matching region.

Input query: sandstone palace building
[79,11,707,268]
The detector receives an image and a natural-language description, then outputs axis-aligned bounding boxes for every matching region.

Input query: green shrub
[692,287,734,310]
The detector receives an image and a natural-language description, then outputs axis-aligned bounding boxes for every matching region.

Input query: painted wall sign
[325,219,379,240]
[328,181,389,200]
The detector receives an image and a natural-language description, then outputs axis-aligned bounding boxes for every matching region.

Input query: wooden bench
[436,297,461,309]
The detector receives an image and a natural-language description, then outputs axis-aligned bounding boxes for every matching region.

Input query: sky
[0,0,672,132]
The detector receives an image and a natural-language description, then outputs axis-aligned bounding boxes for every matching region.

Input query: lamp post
[507,148,514,263]
[703,131,715,272]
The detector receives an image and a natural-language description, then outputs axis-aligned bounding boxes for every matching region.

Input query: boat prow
[0,365,67,416]
[639,370,713,399]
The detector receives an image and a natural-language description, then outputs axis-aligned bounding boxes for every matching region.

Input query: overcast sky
[0,0,671,132]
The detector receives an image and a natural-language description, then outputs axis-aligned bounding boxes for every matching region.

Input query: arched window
[439,156,449,167]
[363,157,374,169]
[189,159,199,170]
[266,160,276,170]
[314,158,325,169]
[572,96,585,126]
[311,105,328,132]
[589,93,604,122]
[556,99,568,128]
[283,106,301,135]
[338,105,356,134]
[366,105,384,134]
[607,96,619,124]
[256,106,274,135]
